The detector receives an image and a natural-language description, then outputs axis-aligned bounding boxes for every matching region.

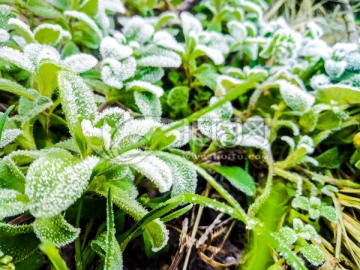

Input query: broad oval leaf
[0,188,28,219]
[25,151,99,218]
[62,53,97,73]
[299,245,324,266]
[317,84,360,105]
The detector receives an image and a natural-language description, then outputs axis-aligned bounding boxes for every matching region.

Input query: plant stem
[75,199,83,270]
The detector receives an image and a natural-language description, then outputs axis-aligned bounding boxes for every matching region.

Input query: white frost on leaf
[134,91,162,120]
[0,129,21,148]
[122,16,154,43]
[103,0,126,13]
[65,10,103,39]
[195,44,224,65]
[324,59,347,79]
[278,80,315,113]
[137,47,181,68]
[153,30,184,52]
[0,28,9,42]
[62,53,98,73]
[114,150,173,192]
[24,43,60,67]
[180,12,202,36]
[310,74,330,90]
[25,151,99,218]
[127,80,164,97]
[81,119,112,150]
[299,245,324,266]
[0,188,28,219]
[8,18,34,41]
[100,36,133,60]
[101,57,136,88]
[33,214,80,247]
[0,46,34,71]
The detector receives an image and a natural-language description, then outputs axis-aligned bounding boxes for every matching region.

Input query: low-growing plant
[0,0,360,269]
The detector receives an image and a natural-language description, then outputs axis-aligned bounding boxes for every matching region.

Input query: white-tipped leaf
[62,53,98,73]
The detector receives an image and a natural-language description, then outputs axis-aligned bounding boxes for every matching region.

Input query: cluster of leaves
[0,0,359,269]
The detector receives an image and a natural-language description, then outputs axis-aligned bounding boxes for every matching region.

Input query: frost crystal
[81,119,112,150]
[0,46,34,71]
[100,36,133,60]
[310,74,330,90]
[299,245,324,266]
[134,91,162,120]
[114,150,173,192]
[25,151,99,218]
[0,28,9,42]
[33,215,80,247]
[0,188,28,219]
[102,57,136,88]
[24,43,60,67]
[153,30,184,52]
[0,129,21,148]
[62,53,98,73]
[137,47,181,68]
[122,17,154,43]
[8,18,34,41]
[65,10,103,39]
[278,80,315,113]
[127,80,164,97]
[324,59,347,79]
[180,12,202,36]
[195,45,224,65]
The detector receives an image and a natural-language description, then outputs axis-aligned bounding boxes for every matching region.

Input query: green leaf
[0,188,28,219]
[0,223,40,264]
[320,206,337,223]
[34,215,80,247]
[25,150,99,218]
[291,196,310,211]
[27,0,64,19]
[37,61,61,97]
[104,189,123,270]
[39,242,68,270]
[34,24,62,45]
[317,85,360,105]
[194,64,218,90]
[57,71,97,143]
[276,227,298,245]
[17,95,53,125]
[203,165,256,196]
[78,0,99,17]
[315,147,341,169]
[299,245,324,266]
[167,86,189,109]
[0,105,14,145]
[0,79,36,100]
[8,18,35,43]
[0,159,26,192]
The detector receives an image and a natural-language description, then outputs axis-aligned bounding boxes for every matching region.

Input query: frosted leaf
[306,22,323,39]
[299,245,324,266]
[33,24,63,45]
[65,10,103,39]
[180,12,202,36]
[0,46,34,72]
[54,139,80,153]
[137,47,181,68]
[17,95,53,126]
[134,91,162,120]
[215,75,244,96]
[24,43,60,67]
[227,21,247,41]
[199,32,230,55]
[25,150,99,218]
[300,39,331,59]
[320,206,337,222]
[95,107,130,128]
[114,150,173,192]
[100,36,133,60]
[0,129,21,148]
[0,28,9,42]
[153,30,184,52]
[11,35,27,48]
[33,215,80,247]
[8,18,34,43]
[122,16,154,43]
[162,158,197,197]
[195,45,224,65]
[332,43,357,60]
[104,190,123,270]
[102,57,136,88]
[62,53,97,73]
[164,123,192,148]
[344,53,360,71]
[103,0,126,13]
[113,119,160,148]
[278,80,315,113]
[0,188,28,219]
[310,74,330,90]
[292,196,310,211]
[127,80,164,97]
[136,67,164,83]
[58,71,97,137]
[281,136,295,151]
[324,59,346,79]
[241,1,263,18]
[81,119,112,150]
[277,227,298,245]
[321,185,338,197]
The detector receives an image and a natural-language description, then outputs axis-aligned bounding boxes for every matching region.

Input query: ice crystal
[122,16,154,43]
[0,129,21,148]
[33,215,80,247]
[62,53,98,73]
[65,10,103,39]
[0,46,34,71]
[0,188,28,219]
[100,36,133,60]
[25,151,99,218]
[134,91,162,120]
[127,80,164,97]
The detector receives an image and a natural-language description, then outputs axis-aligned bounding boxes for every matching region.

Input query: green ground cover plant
[0,0,359,269]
